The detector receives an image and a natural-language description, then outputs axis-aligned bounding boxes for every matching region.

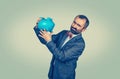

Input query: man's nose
[73,23,77,28]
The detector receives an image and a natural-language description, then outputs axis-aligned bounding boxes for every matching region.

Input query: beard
[70,26,80,34]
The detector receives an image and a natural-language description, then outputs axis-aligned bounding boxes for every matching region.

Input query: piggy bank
[37,17,55,32]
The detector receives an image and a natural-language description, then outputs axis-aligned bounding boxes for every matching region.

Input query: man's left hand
[39,30,52,43]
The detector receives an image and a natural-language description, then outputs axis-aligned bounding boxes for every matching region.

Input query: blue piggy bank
[38,17,55,32]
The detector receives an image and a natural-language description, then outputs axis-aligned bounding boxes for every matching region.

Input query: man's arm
[39,29,85,62]
[46,41,85,62]
[33,25,61,45]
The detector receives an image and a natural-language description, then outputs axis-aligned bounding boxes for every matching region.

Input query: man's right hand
[34,18,41,28]
[36,18,41,25]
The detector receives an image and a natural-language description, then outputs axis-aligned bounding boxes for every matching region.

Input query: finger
[43,29,47,33]
[43,29,46,31]
[37,18,40,21]
[42,29,47,33]
[41,30,47,34]
[39,31,44,36]
[40,30,47,36]
[41,30,46,34]
[38,34,44,38]
[39,30,44,35]
[50,32,53,35]
[36,18,41,25]
[39,30,43,33]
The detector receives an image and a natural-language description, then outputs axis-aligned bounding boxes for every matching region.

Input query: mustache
[71,27,77,31]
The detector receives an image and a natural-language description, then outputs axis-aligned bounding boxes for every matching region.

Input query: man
[33,15,89,79]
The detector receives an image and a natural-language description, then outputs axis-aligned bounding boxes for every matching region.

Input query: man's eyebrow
[78,24,82,27]
[73,20,82,27]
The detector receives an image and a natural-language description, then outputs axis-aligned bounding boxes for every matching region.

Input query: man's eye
[78,24,81,27]
[73,21,76,24]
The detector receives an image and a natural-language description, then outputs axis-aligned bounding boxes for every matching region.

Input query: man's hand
[34,18,41,28]
[39,30,52,43]
[36,18,41,25]
[35,17,53,43]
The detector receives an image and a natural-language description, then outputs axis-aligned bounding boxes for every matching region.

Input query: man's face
[70,17,86,34]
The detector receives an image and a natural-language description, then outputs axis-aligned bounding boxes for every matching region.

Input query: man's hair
[75,15,89,28]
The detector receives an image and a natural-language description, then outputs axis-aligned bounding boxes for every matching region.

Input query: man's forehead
[74,17,86,25]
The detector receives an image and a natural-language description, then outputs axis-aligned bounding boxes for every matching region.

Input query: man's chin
[70,29,79,35]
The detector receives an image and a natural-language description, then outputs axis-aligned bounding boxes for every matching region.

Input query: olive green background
[0,0,119,79]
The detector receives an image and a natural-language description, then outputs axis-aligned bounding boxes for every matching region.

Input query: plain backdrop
[0,0,120,79]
